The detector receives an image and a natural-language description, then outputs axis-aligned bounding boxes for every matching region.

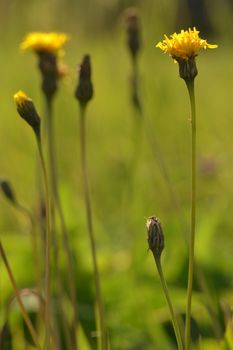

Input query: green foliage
[0,1,233,349]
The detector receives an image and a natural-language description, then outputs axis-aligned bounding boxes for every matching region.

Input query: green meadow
[0,1,233,349]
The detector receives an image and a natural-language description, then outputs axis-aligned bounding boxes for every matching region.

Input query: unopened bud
[146,217,164,259]
[75,54,93,107]
[0,179,16,204]
[125,8,141,60]
[14,91,41,135]
[177,57,198,82]
[38,51,59,100]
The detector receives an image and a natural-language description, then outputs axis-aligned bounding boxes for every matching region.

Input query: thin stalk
[131,56,142,115]
[35,133,52,350]
[45,98,78,349]
[184,79,196,350]
[44,100,64,350]
[79,106,107,350]
[0,242,42,350]
[128,55,143,179]
[154,255,184,350]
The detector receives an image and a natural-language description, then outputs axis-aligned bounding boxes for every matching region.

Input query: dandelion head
[20,32,69,55]
[156,28,217,81]
[156,27,217,62]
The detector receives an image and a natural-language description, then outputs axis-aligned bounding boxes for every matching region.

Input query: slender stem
[154,255,184,350]
[45,98,78,349]
[79,106,107,350]
[0,242,42,350]
[35,133,52,350]
[131,56,142,115]
[184,79,196,350]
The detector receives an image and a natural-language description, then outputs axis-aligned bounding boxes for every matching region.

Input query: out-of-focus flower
[20,32,70,100]
[20,32,69,55]
[57,61,70,79]
[198,156,218,177]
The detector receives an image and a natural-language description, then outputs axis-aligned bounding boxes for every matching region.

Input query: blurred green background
[1,0,233,349]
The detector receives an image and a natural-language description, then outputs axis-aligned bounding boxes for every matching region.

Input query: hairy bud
[177,57,198,82]
[146,216,164,259]
[75,54,93,108]
[14,91,41,135]
[38,51,59,100]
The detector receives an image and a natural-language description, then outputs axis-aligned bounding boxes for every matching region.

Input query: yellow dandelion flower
[20,32,69,54]
[156,27,217,61]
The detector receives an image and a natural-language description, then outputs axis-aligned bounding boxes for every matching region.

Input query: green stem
[184,79,196,350]
[131,56,142,114]
[154,255,184,350]
[35,133,52,350]
[0,242,42,350]
[45,98,79,349]
[79,106,107,350]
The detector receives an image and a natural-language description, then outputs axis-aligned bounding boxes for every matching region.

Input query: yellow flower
[14,90,41,130]
[156,27,217,61]
[20,32,69,54]
[14,90,31,106]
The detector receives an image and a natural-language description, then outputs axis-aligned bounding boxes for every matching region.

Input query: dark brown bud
[0,179,16,204]
[14,91,41,135]
[125,8,141,59]
[146,217,164,259]
[75,54,93,107]
[177,57,198,82]
[38,51,59,101]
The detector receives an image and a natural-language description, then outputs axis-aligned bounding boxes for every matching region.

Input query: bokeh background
[0,0,233,349]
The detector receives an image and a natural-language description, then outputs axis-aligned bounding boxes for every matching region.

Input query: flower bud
[0,179,16,204]
[177,57,198,82]
[146,216,164,259]
[125,8,141,60]
[38,51,59,100]
[75,55,94,108]
[14,91,41,135]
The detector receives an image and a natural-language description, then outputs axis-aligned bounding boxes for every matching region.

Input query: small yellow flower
[14,90,41,131]
[14,90,31,106]
[20,32,69,54]
[156,27,217,61]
